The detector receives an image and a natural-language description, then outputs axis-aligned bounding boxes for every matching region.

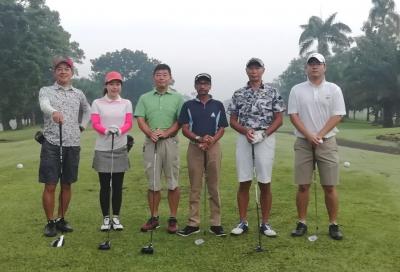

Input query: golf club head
[141,245,154,254]
[194,238,205,245]
[255,245,264,252]
[308,235,318,242]
[51,235,65,248]
[98,240,111,250]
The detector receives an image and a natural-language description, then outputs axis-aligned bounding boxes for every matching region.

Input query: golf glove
[252,131,265,144]
[106,125,120,136]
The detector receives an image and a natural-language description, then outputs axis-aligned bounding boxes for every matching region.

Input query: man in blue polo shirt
[177,73,228,237]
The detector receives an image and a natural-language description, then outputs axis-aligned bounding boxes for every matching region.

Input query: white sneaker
[112,216,124,231]
[260,223,277,237]
[230,221,249,235]
[100,216,111,231]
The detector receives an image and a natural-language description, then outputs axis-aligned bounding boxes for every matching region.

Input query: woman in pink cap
[91,71,133,231]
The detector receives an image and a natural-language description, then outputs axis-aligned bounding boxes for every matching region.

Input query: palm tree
[299,13,352,57]
[365,0,400,35]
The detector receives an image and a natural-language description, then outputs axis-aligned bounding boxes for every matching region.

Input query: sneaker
[44,220,57,237]
[112,216,124,231]
[209,226,227,237]
[291,221,307,237]
[329,224,343,240]
[230,221,249,235]
[260,223,277,237]
[167,217,178,234]
[55,217,73,232]
[177,225,200,237]
[140,216,160,232]
[100,216,111,231]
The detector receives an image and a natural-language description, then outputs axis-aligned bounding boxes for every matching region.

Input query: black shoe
[291,222,307,237]
[177,225,200,237]
[209,226,227,237]
[55,218,73,232]
[329,224,343,240]
[44,220,57,237]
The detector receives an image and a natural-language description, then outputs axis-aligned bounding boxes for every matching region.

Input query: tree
[299,13,352,57]
[275,57,307,102]
[365,0,400,34]
[90,49,161,106]
[0,0,84,130]
[344,32,400,127]
[72,78,102,104]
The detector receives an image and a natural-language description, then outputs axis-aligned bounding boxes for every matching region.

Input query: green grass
[0,123,399,271]
[280,117,400,148]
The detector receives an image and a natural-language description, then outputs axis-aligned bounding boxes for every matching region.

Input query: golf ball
[16,163,23,169]
[343,161,350,168]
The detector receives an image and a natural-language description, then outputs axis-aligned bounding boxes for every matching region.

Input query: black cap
[195,73,212,83]
[246,58,264,68]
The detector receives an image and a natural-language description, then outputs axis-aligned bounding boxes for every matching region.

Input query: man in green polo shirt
[134,63,184,234]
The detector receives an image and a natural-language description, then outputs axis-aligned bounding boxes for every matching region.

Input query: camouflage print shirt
[228,82,285,129]
[39,82,90,147]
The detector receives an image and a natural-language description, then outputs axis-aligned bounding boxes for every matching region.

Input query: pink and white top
[91,95,133,151]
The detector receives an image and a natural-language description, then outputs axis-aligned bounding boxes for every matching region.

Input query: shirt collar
[103,94,122,102]
[245,81,265,90]
[307,77,326,87]
[153,88,174,95]
[194,94,213,103]
[54,82,74,91]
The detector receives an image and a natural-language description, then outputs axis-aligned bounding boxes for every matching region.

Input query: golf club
[98,133,115,250]
[51,123,65,248]
[195,151,208,246]
[141,142,157,255]
[252,144,264,252]
[308,145,319,242]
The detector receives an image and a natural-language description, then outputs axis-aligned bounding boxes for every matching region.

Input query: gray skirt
[92,147,130,173]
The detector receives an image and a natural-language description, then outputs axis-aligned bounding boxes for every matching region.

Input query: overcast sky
[46,0,397,100]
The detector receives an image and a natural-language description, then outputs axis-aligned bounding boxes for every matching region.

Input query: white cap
[307,53,325,64]
[246,58,264,68]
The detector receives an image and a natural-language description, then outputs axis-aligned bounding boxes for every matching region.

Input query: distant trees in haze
[278,0,400,127]
[0,2,161,130]
[0,0,84,130]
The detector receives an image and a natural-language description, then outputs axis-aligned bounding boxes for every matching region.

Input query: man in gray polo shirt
[288,53,346,240]
[38,56,90,237]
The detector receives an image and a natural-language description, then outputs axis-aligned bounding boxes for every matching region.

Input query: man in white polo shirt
[288,53,346,240]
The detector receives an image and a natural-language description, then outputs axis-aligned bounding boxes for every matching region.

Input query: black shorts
[39,140,81,184]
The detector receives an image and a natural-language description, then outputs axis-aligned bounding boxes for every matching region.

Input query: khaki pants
[143,136,180,191]
[187,142,222,227]
[294,137,339,185]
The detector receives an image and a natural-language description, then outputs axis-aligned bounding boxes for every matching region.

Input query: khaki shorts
[294,137,339,185]
[143,136,180,191]
[236,133,276,183]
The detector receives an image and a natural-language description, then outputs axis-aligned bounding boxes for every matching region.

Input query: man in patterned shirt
[228,58,285,237]
[38,57,90,237]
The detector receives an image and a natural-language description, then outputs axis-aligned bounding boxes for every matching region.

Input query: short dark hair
[153,64,171,75]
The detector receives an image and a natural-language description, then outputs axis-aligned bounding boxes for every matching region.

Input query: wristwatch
[195,135,201,142]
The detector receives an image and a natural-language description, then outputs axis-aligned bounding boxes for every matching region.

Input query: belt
[146,135,176,140]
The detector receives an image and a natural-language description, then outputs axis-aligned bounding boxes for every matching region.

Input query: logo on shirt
[211,112,216,118]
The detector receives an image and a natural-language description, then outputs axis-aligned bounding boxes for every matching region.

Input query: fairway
[0,124,399,272]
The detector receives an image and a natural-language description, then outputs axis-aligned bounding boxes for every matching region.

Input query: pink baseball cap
[105,71,123,84]
[53,56,73,69]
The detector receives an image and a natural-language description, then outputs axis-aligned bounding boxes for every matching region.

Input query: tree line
[0,0,160,130]
[277,0,400,127]
[1,0,399,130]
